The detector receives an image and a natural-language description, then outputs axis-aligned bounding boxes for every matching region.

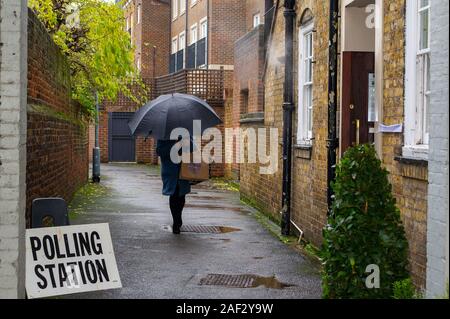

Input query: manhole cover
[180,225,240,234]
[181,225,222,234]
[199,274,292,289]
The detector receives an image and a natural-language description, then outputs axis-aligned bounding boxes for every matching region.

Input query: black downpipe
[281,0,296,236]
[264,0,275,47]
[327,0,339,215]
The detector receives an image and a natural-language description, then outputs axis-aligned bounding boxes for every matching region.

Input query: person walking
[156,139,191,235]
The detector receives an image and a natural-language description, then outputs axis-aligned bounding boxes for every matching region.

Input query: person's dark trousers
[170,184,185,231]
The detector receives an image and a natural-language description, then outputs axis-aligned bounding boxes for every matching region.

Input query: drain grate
[181,225,222,234]
[199,274,255,288]
[198,274,293,289]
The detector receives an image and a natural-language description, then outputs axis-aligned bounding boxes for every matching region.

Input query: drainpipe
[326,0,339,215]
[206,0,210,69]
[184,0,188,69]
[281,0,296,236]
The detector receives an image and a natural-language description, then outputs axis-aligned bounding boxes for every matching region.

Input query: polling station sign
[25,223,121,299]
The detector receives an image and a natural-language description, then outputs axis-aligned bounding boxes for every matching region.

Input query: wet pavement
[65,164,321,299]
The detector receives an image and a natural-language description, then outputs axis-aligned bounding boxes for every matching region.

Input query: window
[179,32,186,68]
[404,0,431,158]
[172,37,178,54]
[297,22,314,143]
[172,0,178,20]
[190,24,198,45]
[240,89,249,115]
[137,4,141,24]
[179,32,186,50]
[180,0,186,15]
[200,18,208,39]
[253,13,261,28]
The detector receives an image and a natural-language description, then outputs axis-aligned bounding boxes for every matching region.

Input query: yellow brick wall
[240,0,428,289]
[381,0,428,289]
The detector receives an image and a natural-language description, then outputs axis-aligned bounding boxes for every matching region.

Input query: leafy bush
[321,144,409,299]
[393,278,422,299]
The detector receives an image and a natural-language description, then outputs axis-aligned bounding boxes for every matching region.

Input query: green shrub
[393,278,422,299]
[321,144,410,299]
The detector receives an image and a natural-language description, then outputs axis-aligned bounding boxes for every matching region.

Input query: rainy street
[64,164,321,299]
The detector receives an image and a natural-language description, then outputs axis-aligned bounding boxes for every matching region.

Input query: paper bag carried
[179,161,210,182]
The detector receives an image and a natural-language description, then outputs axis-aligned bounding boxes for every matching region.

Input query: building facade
[239,0,449,290]
[170,0,247,72]
[229,1,274,178]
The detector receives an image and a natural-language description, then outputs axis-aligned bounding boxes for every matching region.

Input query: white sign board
[26,223,122,299]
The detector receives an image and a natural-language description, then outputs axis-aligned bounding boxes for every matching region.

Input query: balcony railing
[170,49,185,73]
[153,68,224,104]
[170,38,207,73]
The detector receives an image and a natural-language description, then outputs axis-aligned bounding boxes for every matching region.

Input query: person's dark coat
[156,140,191,197]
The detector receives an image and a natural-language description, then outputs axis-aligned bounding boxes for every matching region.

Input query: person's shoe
[172,224,181,235]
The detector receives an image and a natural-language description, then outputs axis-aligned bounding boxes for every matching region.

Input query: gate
[108,112,136,162]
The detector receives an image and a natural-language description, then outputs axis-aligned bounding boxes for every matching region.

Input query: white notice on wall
[25,223,122,299]
[378,123,403,133]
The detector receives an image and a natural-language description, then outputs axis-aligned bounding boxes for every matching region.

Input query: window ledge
[401,145,429,162]
[294,143,313,150]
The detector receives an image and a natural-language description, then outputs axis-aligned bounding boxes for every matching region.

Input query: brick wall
[245,0,267,32]
[0,0,28,299]
[126,0,170,78]
[241,0,330,245]
[209,0,246,67]
[240,0,285,220]
[240,0,430,289]
[141,0,171,77]
[26,10,88,226]
[426,0,449,298]
[230,25,265,177]
[380,0,428,288]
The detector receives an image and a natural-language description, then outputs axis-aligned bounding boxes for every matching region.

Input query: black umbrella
[128,93,222,140]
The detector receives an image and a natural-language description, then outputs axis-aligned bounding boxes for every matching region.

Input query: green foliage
[321,144,410,299]
[29,0,147,117]
[393,278,422,299]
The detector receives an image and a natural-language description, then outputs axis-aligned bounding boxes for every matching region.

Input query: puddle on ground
[252,276,293,289]
[210,238,232,242]
[185,204,250,215]
[218,226,241,233]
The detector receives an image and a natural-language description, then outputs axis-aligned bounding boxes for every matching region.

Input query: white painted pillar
[0,0,28,299]
[426,0,449,299]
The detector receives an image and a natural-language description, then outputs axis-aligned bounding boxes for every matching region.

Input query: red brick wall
[26,11,88,226]
[228,25,266,178]
[125,0,170,77]
[209,0,247,66]
[245,0,267,32]
[141,0,171,77]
